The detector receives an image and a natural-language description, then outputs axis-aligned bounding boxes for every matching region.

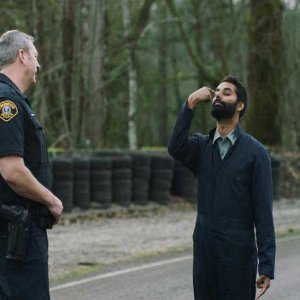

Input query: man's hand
[0,156,64,223]
[48,196,63,222]
[187,87,215,110]
[256,275,271,299]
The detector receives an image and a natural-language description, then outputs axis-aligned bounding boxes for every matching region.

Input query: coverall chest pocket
[28,117,49,167]
[231,173,251,195]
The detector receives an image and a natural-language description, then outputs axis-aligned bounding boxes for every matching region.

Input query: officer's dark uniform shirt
[0,73,50,209]
[168,102,276,299]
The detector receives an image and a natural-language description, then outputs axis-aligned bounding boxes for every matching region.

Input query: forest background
[1,0,299,154]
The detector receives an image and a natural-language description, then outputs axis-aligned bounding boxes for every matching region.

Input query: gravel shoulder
[48,199,300,282]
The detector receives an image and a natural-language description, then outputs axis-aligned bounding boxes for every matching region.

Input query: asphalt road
[50,234,300,300]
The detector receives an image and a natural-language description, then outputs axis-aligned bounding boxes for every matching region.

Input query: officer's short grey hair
[0,30,34,69]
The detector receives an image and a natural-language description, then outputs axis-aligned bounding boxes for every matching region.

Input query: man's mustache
[212,98,225,106]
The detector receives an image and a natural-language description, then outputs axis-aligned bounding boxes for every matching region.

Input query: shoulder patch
[0,100,18,122]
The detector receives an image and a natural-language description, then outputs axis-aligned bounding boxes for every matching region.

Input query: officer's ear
[17,49,28,66]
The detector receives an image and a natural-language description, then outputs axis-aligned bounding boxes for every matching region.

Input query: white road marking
[50,255,192,292]
[51,235,300,292]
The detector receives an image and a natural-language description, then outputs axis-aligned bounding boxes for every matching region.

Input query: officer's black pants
[193,224,257,300]
[0,219,50,300]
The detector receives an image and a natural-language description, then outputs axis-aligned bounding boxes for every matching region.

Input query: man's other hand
[256,275,271,299]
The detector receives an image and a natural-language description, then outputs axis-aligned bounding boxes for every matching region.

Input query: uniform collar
[0,73,29,103]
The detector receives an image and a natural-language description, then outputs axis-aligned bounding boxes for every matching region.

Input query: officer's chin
[32,75,37,85]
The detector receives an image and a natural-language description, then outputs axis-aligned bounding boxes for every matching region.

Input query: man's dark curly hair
[221,75,247,118]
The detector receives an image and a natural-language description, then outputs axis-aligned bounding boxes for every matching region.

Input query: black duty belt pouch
[35,206,55,229]
[4,206,29,261]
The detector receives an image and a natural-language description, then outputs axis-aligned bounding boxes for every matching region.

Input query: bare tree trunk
[127,47,138,150]
[191,0,208,133]
[121,0,155,150]
[157,2,168,145]
[246,0,284,146]
[282,7,300,151]
[71,2,84,148]
[62,0,76,149]
[122,0,138,150]
[82,0,108,149]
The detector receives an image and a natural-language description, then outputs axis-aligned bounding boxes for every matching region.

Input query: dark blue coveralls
[168,103,275,300]
[0,73,52,300]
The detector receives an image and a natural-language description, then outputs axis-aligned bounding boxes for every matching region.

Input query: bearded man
[168,75,275,300]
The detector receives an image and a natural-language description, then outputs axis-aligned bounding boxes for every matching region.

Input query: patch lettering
[0,100,18,122]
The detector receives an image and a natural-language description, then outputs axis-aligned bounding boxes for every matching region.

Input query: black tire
[132,179,148,190]
[52,157,73,171]
[113,191,132,204]
[132,192,148,202]
[132,192,148,201]
[132,167,151,178]
[90,181,111,191]
[149,190,170,204]
[112,179,131,191]
[74,170,90,181]
[74,180,90,190]
[91,191,112,203]
[53,181,73,212]
[151,169,173,181]
[113,169,132,179]
[150,180,172,190]
[73,157,90,169]
[110,156,132,168]
[151,155,174,169]
[90,170,112,181]
[89,157,112,170]
[95,151,128,157]
[53,170,73,181]
[130,153,151,167]
[74,192,90,210]
[73,180,90,209]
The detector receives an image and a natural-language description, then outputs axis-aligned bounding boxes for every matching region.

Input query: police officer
[0,30,63,299]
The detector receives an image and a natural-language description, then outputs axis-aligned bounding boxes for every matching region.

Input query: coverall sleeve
[0,98,25,158]
[252,147,276,279]
[168,102,202,174]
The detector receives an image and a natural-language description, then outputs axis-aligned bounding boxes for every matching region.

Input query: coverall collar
[209,123,243,142]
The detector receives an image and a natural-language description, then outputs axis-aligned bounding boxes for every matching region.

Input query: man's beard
[211,99,238,121]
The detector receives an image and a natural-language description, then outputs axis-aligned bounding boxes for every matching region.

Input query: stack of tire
[171,161,197,203]
[149,154,174,205]
[52,157,74,212]
[73,157,90,210]
[110,155,132,206]
[130,153,151,205]
[89,157,112,208]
